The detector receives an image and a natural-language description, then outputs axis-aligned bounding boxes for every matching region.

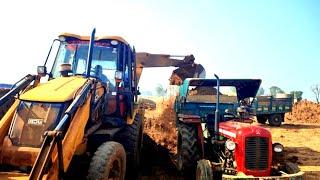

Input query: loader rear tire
[268,114,283,127]
[87,141,126,180]
[177,123,200,176]
[284,161,301,174]
[117,113,143,178]
[196,159,213,180]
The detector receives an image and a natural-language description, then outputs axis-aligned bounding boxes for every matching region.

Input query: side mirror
[37,66,47,77]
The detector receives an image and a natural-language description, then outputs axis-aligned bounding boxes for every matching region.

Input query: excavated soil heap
[143,97,177,154]
[188,86,219,95]
[285,100,320,123]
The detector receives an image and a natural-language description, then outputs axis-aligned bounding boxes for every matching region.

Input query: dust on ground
[140,97,320,180]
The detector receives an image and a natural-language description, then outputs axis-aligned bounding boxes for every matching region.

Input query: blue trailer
[252,95,293,126]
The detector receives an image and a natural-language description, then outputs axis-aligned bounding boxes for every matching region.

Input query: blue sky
[0,0,319,100]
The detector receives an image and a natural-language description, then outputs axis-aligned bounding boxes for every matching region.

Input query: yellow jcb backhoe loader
[0,28,205,180]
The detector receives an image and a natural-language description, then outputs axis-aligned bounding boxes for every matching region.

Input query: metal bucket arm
[135,53,205,85]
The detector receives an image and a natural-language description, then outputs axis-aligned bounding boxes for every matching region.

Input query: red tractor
[174,75,304,179]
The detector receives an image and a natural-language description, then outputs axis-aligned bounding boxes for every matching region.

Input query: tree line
[256,86,303,100]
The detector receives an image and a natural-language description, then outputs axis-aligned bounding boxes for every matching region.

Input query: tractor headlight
[273,143,284,153]
[225,139,236,151]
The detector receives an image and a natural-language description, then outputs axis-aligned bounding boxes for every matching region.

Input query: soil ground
[1,89,319,179]
[140,97,320,180]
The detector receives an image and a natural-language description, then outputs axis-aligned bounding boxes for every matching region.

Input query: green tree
[290,91,303,99]
[269,86,285,97]
[256,87,265,96]
[155,84,166,96]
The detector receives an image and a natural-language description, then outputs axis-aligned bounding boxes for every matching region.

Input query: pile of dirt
[285,100,320,124]
[188,86,219,95]
[143,97,177,154]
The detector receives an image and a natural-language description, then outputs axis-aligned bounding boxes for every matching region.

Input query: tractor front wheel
[87,141,126,180]
[196,159,213,180]
[284,161,301,174]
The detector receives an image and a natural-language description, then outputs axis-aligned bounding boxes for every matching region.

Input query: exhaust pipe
[214,74,220,140]
[86,28,96,78]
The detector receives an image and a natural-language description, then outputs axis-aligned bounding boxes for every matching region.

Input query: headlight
[225,139,236,151]
[115,71,123,80]
[37,66,47,77]
[273,143,284,153]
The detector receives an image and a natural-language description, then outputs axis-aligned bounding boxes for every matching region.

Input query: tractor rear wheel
[268,114,283,127]
[196,159,213,180]
[87,141,126,180]
[284,161,301,174]
[117,113,143,178]
[177,123,200,176]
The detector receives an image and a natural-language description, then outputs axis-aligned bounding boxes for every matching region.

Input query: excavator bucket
[136,53,206,85]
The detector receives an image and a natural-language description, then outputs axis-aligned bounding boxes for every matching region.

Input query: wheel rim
[108,158,122,180]
[274,116,280,122]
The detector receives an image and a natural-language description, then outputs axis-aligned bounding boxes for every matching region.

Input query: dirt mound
[143,97,177,154]
[188,86,219,95]
[285,100,320,123]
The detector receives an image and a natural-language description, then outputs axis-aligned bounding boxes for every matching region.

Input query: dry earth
[140,97,320,180]
[1,88,319,179]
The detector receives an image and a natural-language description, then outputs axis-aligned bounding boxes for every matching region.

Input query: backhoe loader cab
[44,33,137,95]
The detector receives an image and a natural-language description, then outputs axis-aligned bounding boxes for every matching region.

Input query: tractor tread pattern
[178,123,199,175]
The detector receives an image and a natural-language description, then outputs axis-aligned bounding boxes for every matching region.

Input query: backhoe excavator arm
[135,53,206,85]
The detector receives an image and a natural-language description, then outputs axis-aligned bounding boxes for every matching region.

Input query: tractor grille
[245,137,269,170]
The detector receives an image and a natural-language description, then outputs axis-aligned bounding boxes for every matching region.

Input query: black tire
[268,114,283,127]
[196,159,213,180]
[87,141,126,180]
[117,113,143,178]
[177,123,200,176]
[257,115,267,124]
[284,161,301,174]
